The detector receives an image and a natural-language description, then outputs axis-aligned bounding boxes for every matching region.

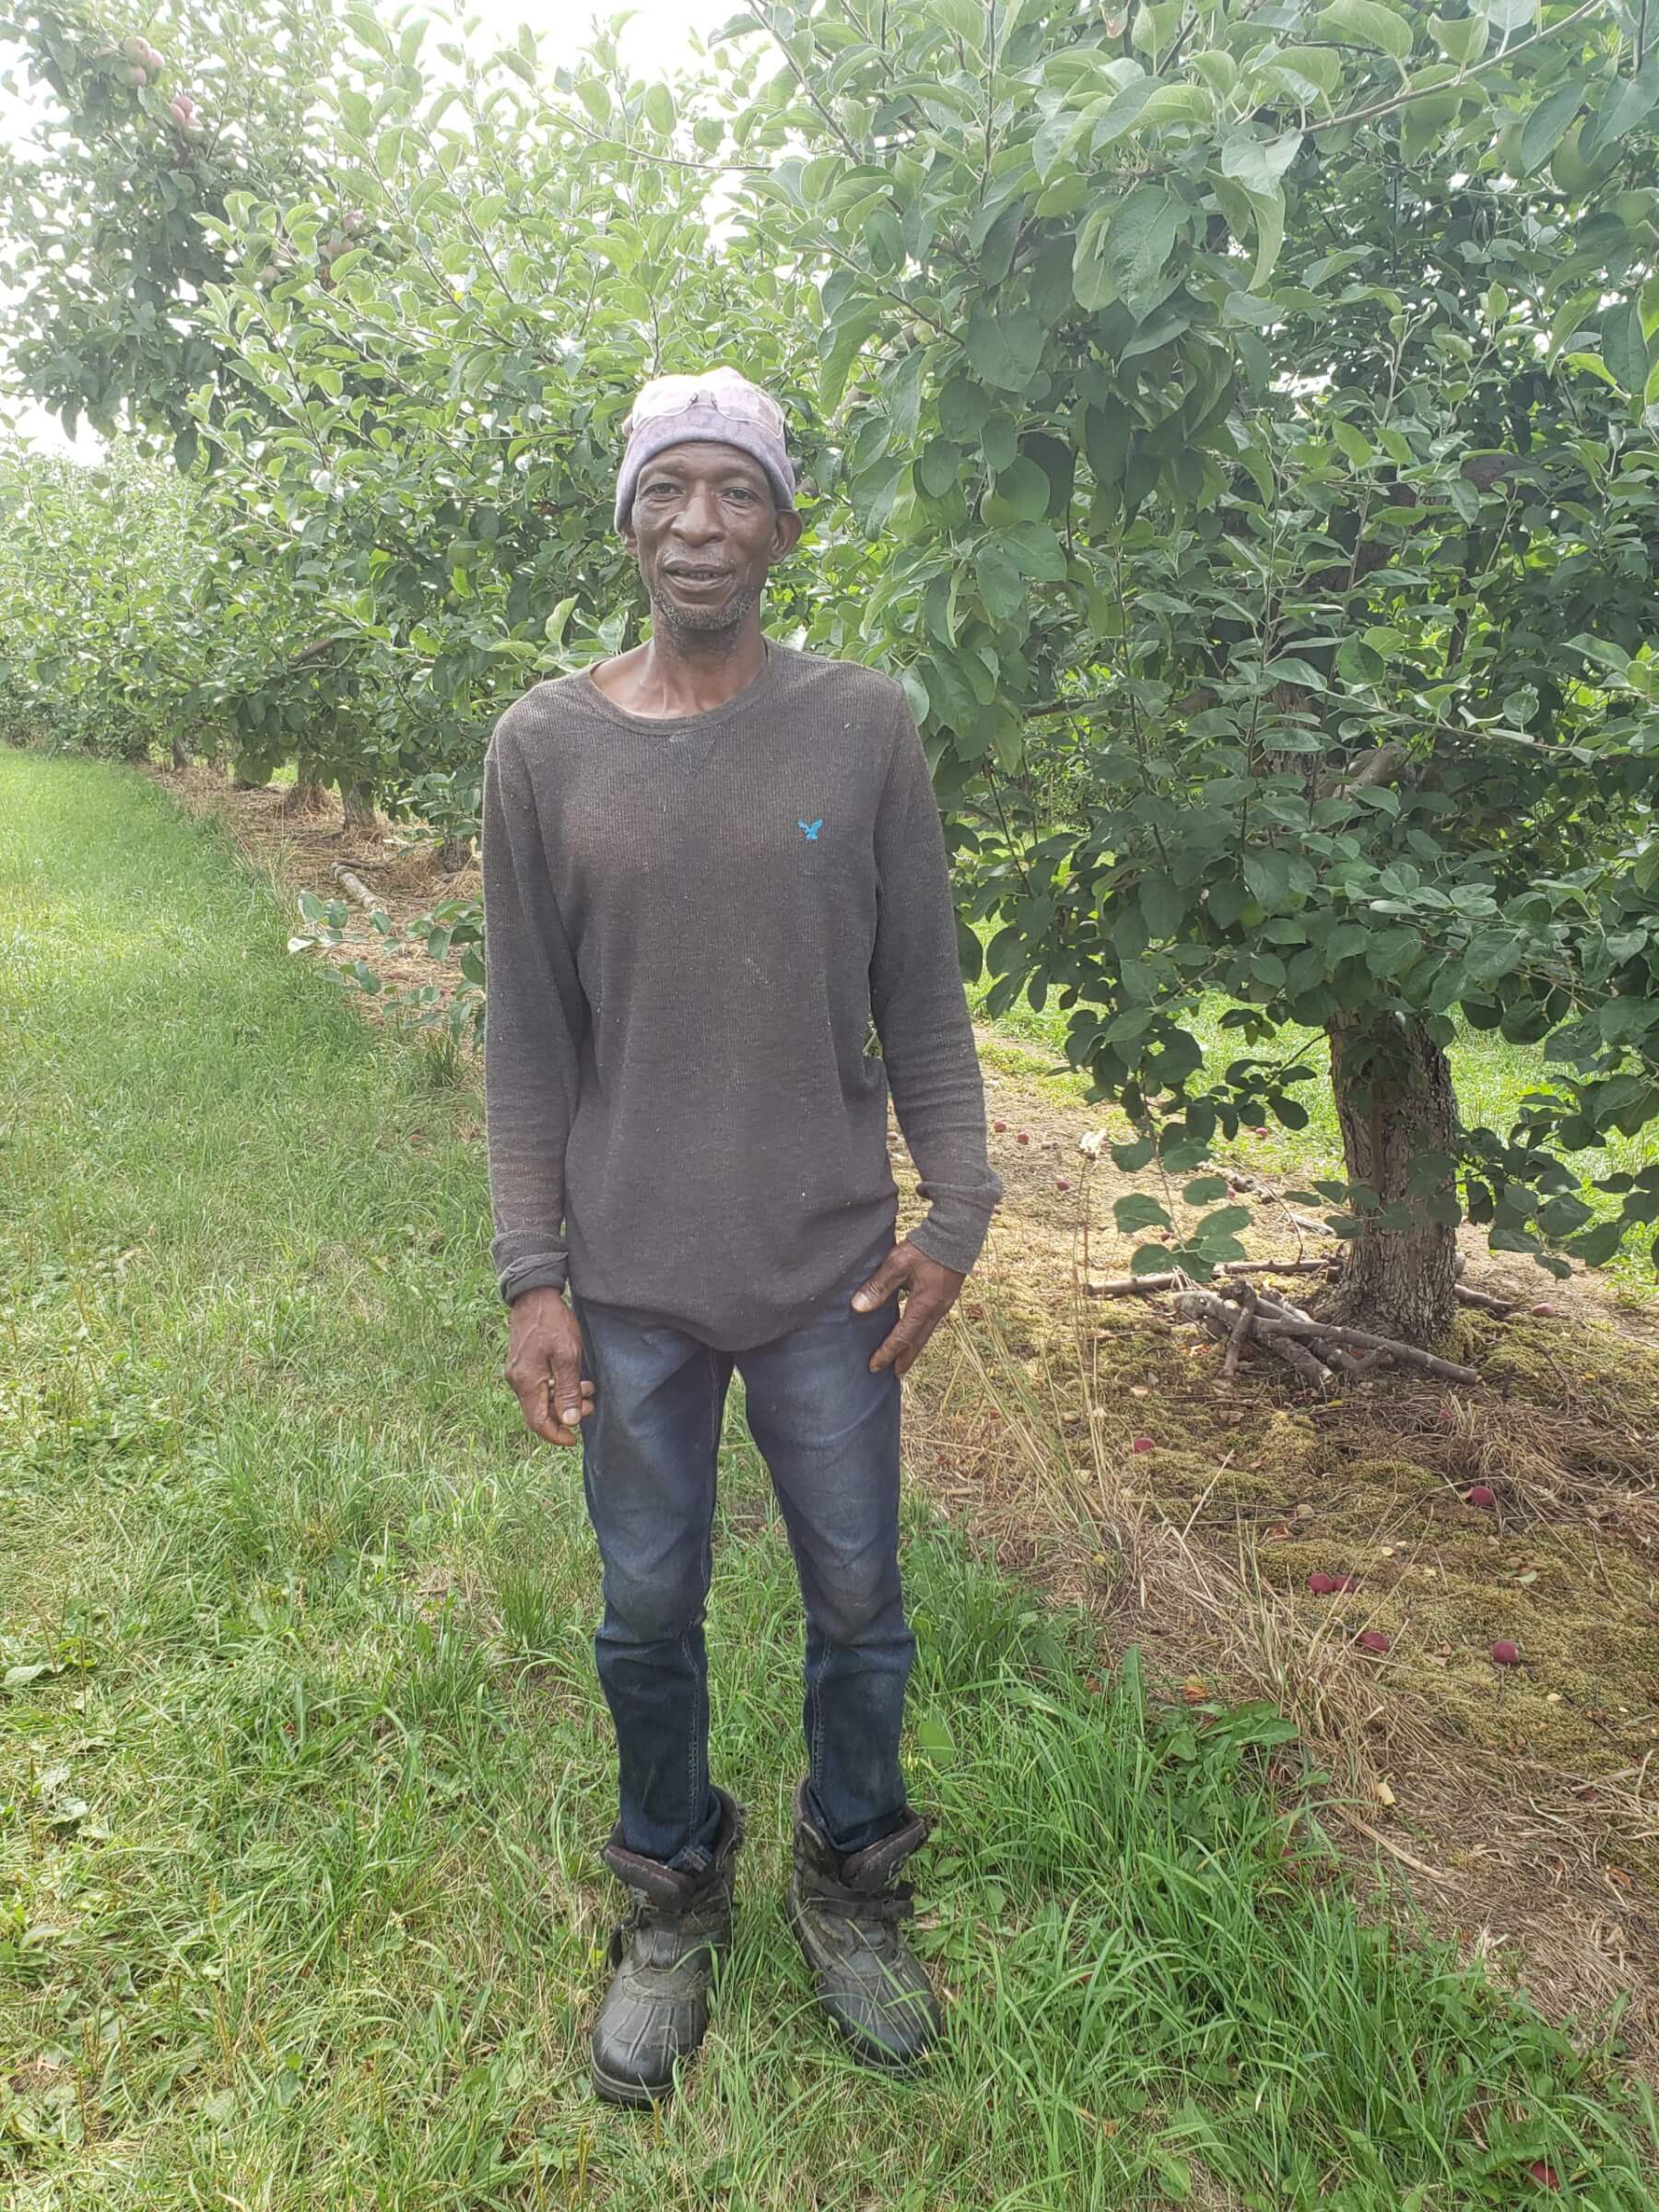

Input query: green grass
[3,748,1655,2208]
[968,938,1659,1283]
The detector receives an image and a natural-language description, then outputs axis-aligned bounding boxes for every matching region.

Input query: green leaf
[1219,129,1302,198]
[1313,0,1414,62]
[1580,53,1659,164]
[994,456,1052,520]
[916,1712,957,1760]
[1139,871,1185,938]
[1331,416,1374,468]
[1602,300,1649,394]
[1074,183,1182,312]
[641,83,677,134]
[966,302,1043,391]
[1183,1175,1232,1203]
[1115,1193,1173,1233]
[1429,10,1488,63]
[1241,185,1285,293]
[1516,81,1584,175]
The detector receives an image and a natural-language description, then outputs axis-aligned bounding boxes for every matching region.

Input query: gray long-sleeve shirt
[479,639,1001,1349]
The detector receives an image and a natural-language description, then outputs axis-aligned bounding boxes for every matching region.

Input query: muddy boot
[785,1778,941,2070]
[589,1786,746,2107]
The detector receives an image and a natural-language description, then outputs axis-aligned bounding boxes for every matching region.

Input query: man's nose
[670,487,723,541]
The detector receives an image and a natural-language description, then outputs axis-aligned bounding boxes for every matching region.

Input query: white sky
[0,0,734,453]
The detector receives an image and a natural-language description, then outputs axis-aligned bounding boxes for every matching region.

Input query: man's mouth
[664,565,732,584]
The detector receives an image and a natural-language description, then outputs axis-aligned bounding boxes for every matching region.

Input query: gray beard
[647,579,760,639]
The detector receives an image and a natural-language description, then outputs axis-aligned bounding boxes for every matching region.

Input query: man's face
[623,440,803,636]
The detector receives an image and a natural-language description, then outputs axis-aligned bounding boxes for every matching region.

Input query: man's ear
[771,507,806,559]
[620,518,639,559]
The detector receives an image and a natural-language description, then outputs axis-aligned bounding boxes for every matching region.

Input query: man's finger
[851,1247,909,1313]
[868,1319,923,1373]
[550,1348,590,1431]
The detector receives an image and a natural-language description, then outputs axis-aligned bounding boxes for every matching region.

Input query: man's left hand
[851,1240,966,1377]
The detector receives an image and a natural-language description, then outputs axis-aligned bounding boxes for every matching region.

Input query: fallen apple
[1131,1435,1155,1453]
[1307,1571,1339,1594]
[1527,2161,1559,2189]
[1490,1639,1521,1667]
[1530,1302,1559,1317]
[1016,1130,1030,1146]
[992,1119,1006,1133]
[1466,1484,1497,1509]
[1357,1630,1391,1655]
[1332,1573,1360,1594]
[1055,1177,1071,1192]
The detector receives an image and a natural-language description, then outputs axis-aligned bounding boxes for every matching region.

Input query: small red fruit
[1527,2162,1559,2189]
[1307,1572,1338,1594]
[1466,1484,1496,1509]
[1332,1573,1359,1594]
[1253,1124,1269,1137]
[1131,1435,1155,1453]
[1055,1177,1071,1192]
[1530,1302,1559,1317]
[1016,1130,1030,1146]
[1491,1639,1521,1667]
[992,1119,1006,1133]
[1357,1630,1391,1655]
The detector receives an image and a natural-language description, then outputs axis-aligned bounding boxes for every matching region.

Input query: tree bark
[170,734,192,771]
[438,833,473,873]
[341,781,379,830]
[1323,1010,1458,1347]
[278,755,330,817]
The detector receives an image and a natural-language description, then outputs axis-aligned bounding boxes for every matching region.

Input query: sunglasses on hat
[624,368,786,442]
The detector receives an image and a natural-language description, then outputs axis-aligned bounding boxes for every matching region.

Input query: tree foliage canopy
[6,0,1659,1318]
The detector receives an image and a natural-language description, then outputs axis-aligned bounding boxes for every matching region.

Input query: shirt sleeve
[869,693,1003,1274]
[480,713,587,1305]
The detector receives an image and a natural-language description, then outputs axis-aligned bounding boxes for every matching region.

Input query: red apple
[1527,2161,1559,2189]
[1491,1639,1521,1667]
[1466,1485,1497,1509]
[1332,1574,1359,1594]
[1530,1302,1559,1317]
[1357,1630,1391,1655]
[1307,1572,1339,1594]
[1016,1130,1030,1146]
[1055,1176,1071,1192]
[992,1119,1006,1133]
[1131,1435,1154,1453]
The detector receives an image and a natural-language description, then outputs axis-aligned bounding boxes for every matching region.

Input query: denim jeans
[571,1237,916,1873]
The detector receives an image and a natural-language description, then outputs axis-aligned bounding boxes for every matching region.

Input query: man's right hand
[504,1286,594,1446]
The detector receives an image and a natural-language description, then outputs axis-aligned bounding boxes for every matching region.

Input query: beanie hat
[614,366,796,533]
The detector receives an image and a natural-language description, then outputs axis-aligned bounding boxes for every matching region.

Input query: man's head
[615,368,804,639]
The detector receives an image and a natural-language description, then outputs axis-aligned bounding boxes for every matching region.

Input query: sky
[0,0,735,453]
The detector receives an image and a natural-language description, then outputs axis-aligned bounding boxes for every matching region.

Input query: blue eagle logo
[798,818,823,841]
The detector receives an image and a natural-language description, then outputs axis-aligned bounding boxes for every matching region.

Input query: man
[480,366,1001,2108]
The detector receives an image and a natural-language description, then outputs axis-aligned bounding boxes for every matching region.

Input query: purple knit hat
[614,367,796,533]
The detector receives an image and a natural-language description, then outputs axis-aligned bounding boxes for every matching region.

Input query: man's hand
[504,1286,595,1446]
[851,1240,966,1378]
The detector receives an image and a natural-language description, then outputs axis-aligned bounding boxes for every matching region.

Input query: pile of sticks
[1171,1275,1479,1395]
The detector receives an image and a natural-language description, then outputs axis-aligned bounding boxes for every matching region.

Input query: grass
[3,748,1655,2209]
[967,942,1659,1286]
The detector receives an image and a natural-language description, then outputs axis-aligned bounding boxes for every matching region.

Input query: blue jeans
[571,1240,916,1873]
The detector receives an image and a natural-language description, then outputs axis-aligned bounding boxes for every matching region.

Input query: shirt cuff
[497,1252,570,1306]
[908,1202,995,1277]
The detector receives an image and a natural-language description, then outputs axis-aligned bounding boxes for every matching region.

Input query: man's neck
[591,620,768,720]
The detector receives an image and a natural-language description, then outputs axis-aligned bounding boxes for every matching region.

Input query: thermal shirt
[479,639,1002,1350]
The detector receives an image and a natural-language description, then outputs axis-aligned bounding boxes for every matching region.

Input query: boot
[785,1778,941,2070]
[589,1785,746,2107]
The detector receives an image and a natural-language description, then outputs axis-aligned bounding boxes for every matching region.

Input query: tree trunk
[439,832,472,873]
[278,755,330,817]
[1323,1010,1458,1347]
[171,734,192,771]
[341,781,379,830]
